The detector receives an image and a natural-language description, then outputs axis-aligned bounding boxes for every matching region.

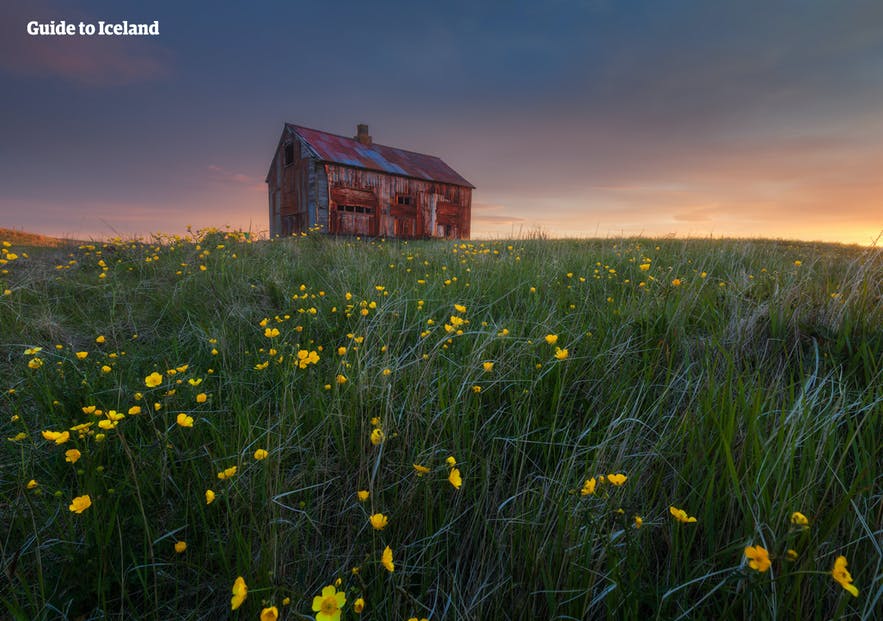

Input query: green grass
[1,231,880,620]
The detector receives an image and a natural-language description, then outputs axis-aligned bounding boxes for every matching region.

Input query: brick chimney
[355,124,372,145]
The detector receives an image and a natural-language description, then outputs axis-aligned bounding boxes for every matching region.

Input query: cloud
[672,207,718,223]
[471,202,527,226]
[207,165,265,193]
[0,1,169,85]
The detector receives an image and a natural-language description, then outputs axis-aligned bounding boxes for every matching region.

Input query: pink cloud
[471,202,527,226]
[207,165,266,193]
[672,206,719,223]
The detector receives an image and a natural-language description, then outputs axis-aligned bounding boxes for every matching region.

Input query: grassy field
[1,230,880,620]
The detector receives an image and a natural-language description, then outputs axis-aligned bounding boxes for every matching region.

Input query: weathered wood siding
[268,129,471,239]
[324,164,471,239]
[267,138,305,236]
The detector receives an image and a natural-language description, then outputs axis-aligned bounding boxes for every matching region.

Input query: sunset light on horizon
[2,1,882,246]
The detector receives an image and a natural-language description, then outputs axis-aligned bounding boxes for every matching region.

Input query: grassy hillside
[1,231,880,620]
[0,228,76,248]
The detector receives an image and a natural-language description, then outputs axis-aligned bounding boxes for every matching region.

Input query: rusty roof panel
[286,124,474,188]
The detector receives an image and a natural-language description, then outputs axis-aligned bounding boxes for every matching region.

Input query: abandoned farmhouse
[266,124,474,239]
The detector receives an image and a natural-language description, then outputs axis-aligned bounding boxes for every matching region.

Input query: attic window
[396,195,413,206]
[284,142,294,166]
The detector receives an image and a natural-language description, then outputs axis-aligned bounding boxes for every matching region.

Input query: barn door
[391,204,417,239]
[436,201,459,238]
[330,187,378,236]
[334,205,375,236]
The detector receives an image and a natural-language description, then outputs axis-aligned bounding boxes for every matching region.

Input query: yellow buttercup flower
[65,449,82,463]
[264,327,280,338]
[369,513,389,530]
[607,473,627,486]
[174,541,187,553]
[790,511,809,527]
[260,606,278,621]
[336,374,348,384]
[312,584,346,621]
[195,393,207,403]
[42,430,70,445]
[253,448,268,460]
[353,597,365,613]
[634,515,643,528]
[231,576,247,610]
[145,372,163,388]
[296,349,320,368]
[482,361,494,372]
[381,545,395,572]
[370,428,385,446]
[671,278,682,286]
[413,463,430,476]
[744,545,771,572]
[69,494,92,514]
[27,479,38,489]
[669,506,697,523]
[831,555,859,597]
[176,413,194,428]
[75,351,88,360]
[448,468,462,489]
[205,489,216,505]
[581,477,597,496]
[454,303,467,313]
[554,347,569,360]
[446,456,457,467]
[217,466,237,480]
[544,334,558,345]
[357,489,369,502]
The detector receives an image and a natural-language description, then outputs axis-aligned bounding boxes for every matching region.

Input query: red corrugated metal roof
[286,123,474,188]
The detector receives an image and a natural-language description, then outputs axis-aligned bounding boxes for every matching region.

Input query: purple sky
[1,0,882,244]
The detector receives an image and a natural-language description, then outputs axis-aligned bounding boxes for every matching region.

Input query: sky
[1,0,882,245]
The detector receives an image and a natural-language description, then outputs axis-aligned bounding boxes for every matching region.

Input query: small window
[339,205,374,214]
[396,195,413,206]
[284,143,294,166]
